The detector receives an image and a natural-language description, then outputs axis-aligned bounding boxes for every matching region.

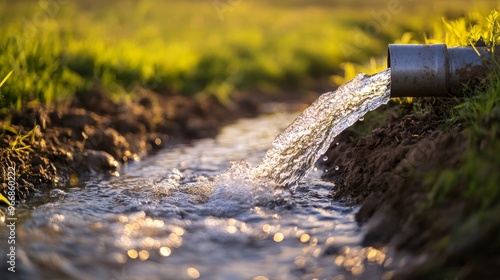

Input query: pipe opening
[387,44,496,97]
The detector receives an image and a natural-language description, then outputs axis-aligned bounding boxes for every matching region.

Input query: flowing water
[254,69,391,186]
[0,70,392,280]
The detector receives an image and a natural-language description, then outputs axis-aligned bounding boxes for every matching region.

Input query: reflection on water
[1,112,390,280]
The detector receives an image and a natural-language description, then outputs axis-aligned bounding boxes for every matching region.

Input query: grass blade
[0,193,10,206]
[0,70,13,88]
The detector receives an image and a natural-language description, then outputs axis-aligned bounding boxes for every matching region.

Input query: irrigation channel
[1,70,398,279]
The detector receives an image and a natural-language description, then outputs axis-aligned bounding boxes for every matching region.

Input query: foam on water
[253,69,391,186]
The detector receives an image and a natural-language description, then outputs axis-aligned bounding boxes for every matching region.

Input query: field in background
[0,0,496,112]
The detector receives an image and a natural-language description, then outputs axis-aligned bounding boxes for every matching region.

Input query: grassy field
[0,0,495,112]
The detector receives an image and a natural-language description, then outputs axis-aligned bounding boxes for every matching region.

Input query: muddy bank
[0,85,278,200]
[321,98,500,279]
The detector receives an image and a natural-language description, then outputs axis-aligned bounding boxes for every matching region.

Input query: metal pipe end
[387,44,493,97]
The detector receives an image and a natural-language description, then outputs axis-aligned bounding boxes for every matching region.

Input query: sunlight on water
[3,70,396,279]
[254,69,391,186]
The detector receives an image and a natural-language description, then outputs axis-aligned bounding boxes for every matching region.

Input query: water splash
[253,69,391,186]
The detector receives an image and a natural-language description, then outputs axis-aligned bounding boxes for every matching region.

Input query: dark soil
[0,85,273,199]
[321,98,500,279]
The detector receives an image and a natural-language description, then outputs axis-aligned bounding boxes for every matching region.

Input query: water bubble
[300,234,311,243]
[335,166,340,171]
[49,189,66,198]
[159,247,171,257]
[227,225,238,234]
[138,250,149,261]
[168,168,183,181]
[127,249,138,259]
[187,267,200,279]
[262,224,271,233]
[322,156,328,161]
[273,232,284,242]
[174,227,185,236]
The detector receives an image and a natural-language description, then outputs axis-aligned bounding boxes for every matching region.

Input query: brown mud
[0,85,273,199]
[321,98,500,279]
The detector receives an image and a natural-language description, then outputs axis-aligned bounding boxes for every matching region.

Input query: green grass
[430,66,500,211]
[406,12,500,276]
[0,0,494,113]
[415,10,500,211]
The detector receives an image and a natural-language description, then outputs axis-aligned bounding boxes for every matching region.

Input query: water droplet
[323,156,328,161]
[49,189,66,198]
[159,247,171,257]
[138,250,149,261]
[187,267,200,279]
[300,234,311,242]
[359,117,364,121]
[336,142,340,146]
[262,224,271,233]
[335,166,340,171]
[127,249,138,259]
[227,225,238,234]
[324,169,328,173]
[273,232,285,242]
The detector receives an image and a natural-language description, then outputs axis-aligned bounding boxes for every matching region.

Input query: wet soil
[321,98,500,279]
[0,85,279,199]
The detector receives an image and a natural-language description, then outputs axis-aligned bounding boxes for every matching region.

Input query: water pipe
[387,44,497,97]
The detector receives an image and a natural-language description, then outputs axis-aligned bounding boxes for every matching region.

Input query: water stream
[254,69,391,186]
[0,70,392,280]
